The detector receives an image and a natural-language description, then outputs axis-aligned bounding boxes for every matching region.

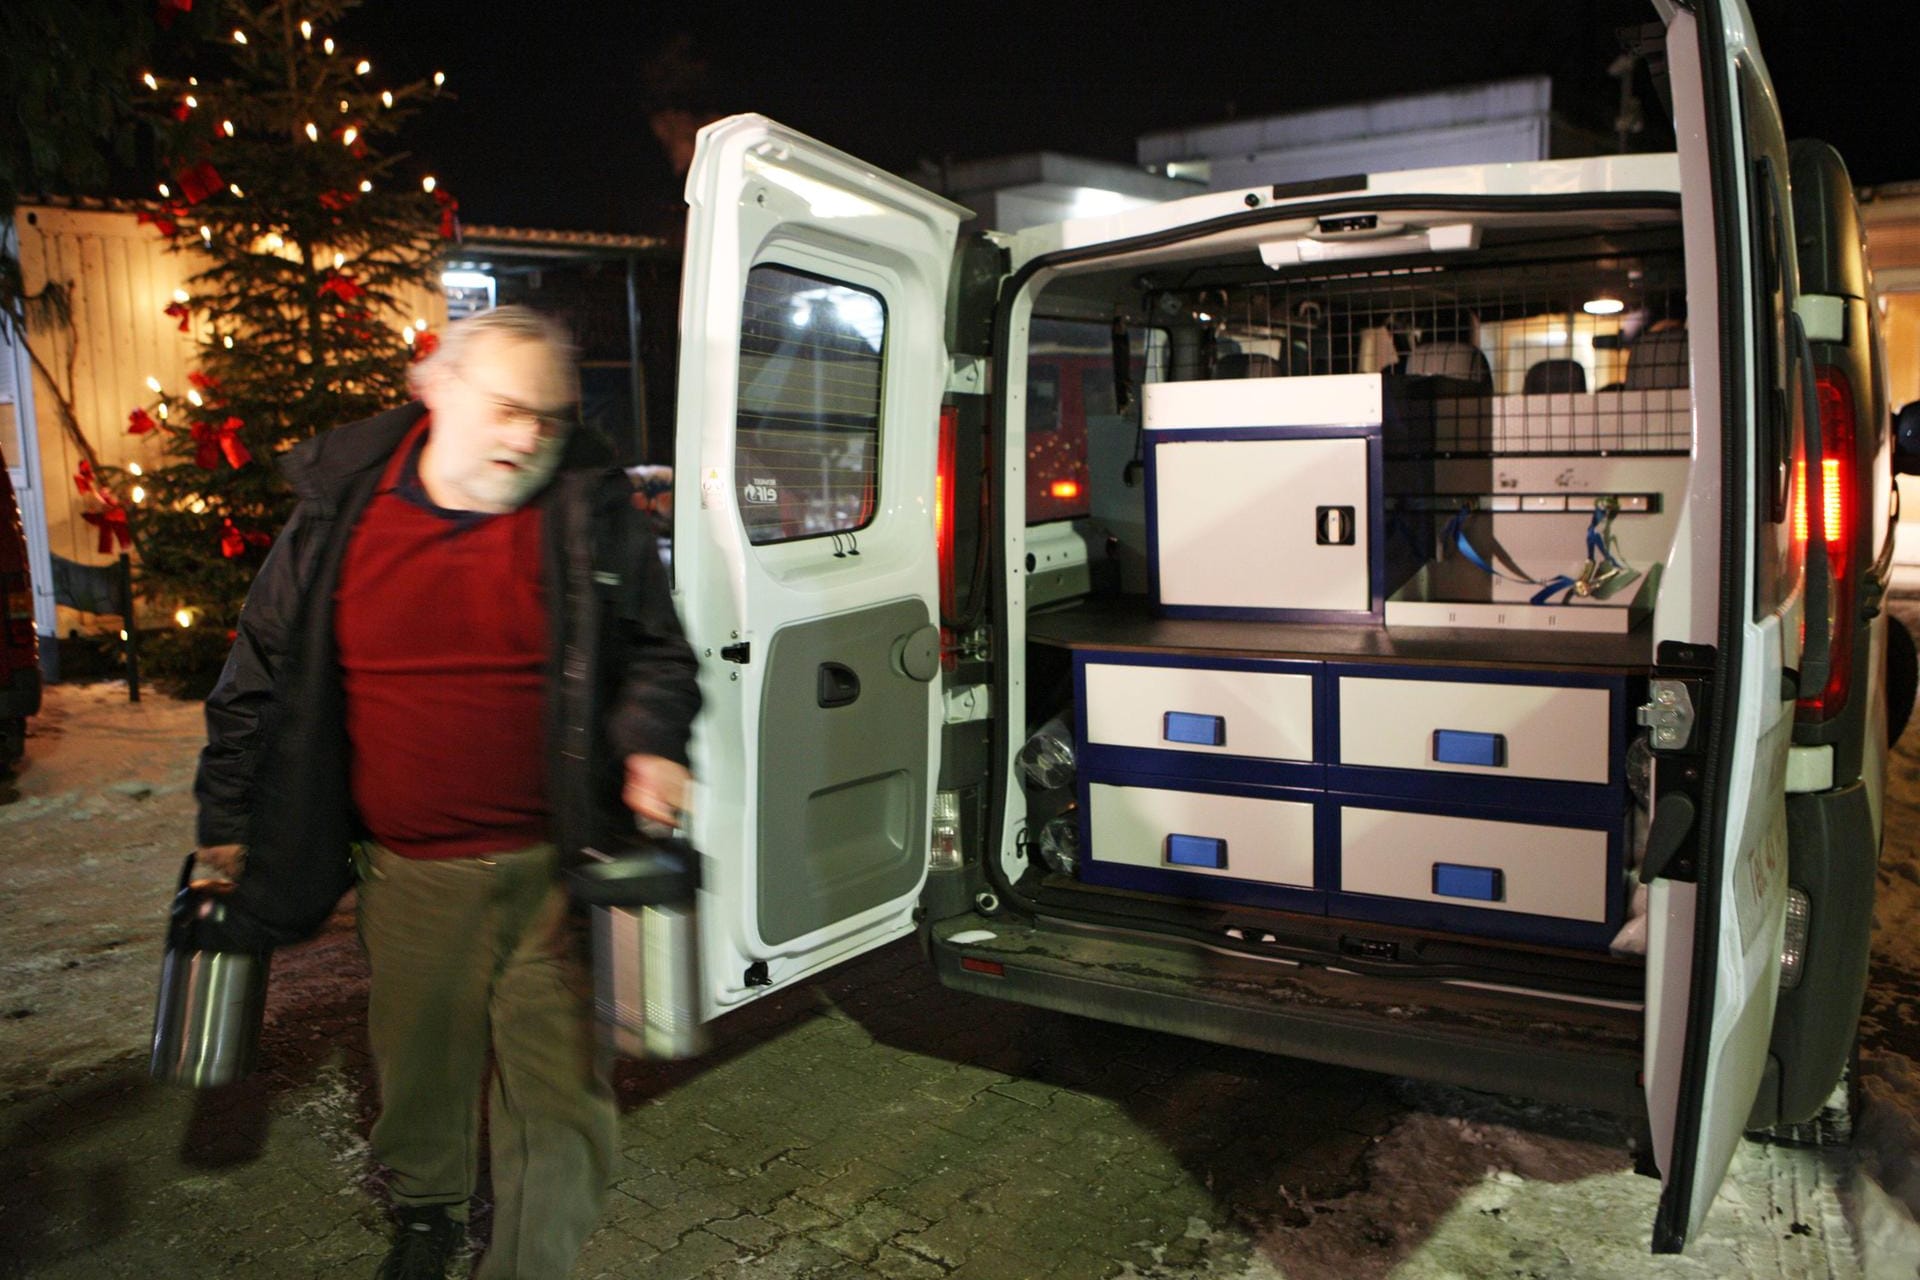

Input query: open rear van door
[672,115,966,1012]
[1642,1,1827,1251]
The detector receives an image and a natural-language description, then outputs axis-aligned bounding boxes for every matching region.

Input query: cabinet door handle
[1432,728,1506,767]
[1432,862,1504,902]
[1162,711,1226,746]
[1165,833,1227,869]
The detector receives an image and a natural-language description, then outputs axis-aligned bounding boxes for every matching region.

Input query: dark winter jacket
[192,402,701,949]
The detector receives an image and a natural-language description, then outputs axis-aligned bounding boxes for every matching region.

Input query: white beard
[456,435,565,513]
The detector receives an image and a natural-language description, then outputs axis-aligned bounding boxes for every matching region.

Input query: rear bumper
[1752,778,1878,1126]
[927,910,1645,1115]
[0,664,40,720]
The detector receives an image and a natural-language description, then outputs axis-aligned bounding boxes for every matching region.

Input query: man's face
[418,334,573,513]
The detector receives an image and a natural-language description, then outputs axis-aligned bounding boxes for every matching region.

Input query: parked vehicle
[0,441,41,772]
[666,0,1917,1253]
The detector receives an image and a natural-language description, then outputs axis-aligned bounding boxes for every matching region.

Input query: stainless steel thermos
[149,854,268,1088]
[565,837,704,1060]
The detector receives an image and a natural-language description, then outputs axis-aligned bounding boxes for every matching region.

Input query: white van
[667,0,1914,1252]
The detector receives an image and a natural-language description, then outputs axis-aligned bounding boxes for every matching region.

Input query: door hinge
[721,642,751,664]
[1637,678,1698,751]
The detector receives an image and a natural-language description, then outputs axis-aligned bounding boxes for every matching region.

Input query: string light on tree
[342,127,358,147]
[300,20,312,38]
[305,122,318,141]
[382,91,394,108]
[232,29,247,44]
[323,37,335,54]
[221,120,235,137]
[143,72,158,90]
[434,72,445,86]
[422,175,436,193]
[356,60,371,75]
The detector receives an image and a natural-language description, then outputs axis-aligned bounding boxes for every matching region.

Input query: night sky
[336,0,1920,237]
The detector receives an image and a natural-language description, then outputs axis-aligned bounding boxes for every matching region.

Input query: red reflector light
[936,405,958,621]
[1797,364,1859,723]
[959,956,1004,977]
[1048,479,1081,500]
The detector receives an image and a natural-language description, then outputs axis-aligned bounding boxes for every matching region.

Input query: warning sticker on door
[700,468,723,509]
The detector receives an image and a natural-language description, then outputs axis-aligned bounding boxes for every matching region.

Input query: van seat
[1523,359,1587,394]
[1624,326,1689,389]
[1405,340,1491,384]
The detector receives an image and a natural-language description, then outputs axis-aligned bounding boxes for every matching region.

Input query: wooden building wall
[12,204,445,631]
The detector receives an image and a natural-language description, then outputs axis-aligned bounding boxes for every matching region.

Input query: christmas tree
[106,0,452,689]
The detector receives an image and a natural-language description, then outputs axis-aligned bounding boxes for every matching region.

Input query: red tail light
[1794,364,1856,722]
[935,403,958,636]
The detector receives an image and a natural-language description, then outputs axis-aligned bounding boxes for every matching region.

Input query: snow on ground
[0,681,205,1094]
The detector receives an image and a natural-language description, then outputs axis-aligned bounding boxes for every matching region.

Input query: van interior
[1005,199,1702,1071]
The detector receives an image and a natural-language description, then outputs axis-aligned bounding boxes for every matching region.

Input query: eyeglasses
[454,366,574,437]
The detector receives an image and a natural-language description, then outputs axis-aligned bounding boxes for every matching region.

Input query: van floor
[946,875,1646,1111]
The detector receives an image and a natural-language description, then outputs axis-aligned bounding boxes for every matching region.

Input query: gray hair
[408,304,580,404]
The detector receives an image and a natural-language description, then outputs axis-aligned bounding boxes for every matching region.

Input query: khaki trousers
[357,841,616,1279]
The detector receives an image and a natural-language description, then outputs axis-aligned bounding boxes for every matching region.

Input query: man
[191,306,701,1278]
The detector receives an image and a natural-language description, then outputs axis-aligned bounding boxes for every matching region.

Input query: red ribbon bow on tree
[192,417,251,470]
[74,460,97,495]
[127,408,159,435]
[188,371,222,393]
[220,518,270,559]
[433,187,460,240]
[84,504,132,554]
[164,299,191,332]
[318,272,365,303]
[155,0,192,28]
[137,208,181,237]
[175,161,223,206]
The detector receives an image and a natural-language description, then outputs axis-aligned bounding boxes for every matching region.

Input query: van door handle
[817,663,861,708]
[1639,793,1696,884]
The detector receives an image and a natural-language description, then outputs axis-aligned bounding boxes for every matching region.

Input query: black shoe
[377,1204,464,1280]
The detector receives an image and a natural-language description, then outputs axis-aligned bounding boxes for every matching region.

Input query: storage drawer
[1083,661,1315,763]
[1338,675,1611,785]
[1088,782,1315,887]
[1338,806,1611,923]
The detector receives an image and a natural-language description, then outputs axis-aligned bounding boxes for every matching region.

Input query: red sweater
[335,418,550,858]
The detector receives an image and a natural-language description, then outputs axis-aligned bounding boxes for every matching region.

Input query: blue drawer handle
[1163,711,1226,747]
[1165,833,1227,869]
[1433,863,1504,902]
[1432,728,1506,768]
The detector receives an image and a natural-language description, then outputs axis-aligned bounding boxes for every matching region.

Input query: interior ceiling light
[1584,297,1626,315]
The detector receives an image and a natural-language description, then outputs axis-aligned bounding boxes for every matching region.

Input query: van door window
[735,265,887,545]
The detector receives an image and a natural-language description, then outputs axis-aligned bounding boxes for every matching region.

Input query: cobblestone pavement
[0,910,1898,1280]
[4,637,1920,1277]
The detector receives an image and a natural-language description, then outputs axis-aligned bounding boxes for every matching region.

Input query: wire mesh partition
[1158,253,1692,457]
